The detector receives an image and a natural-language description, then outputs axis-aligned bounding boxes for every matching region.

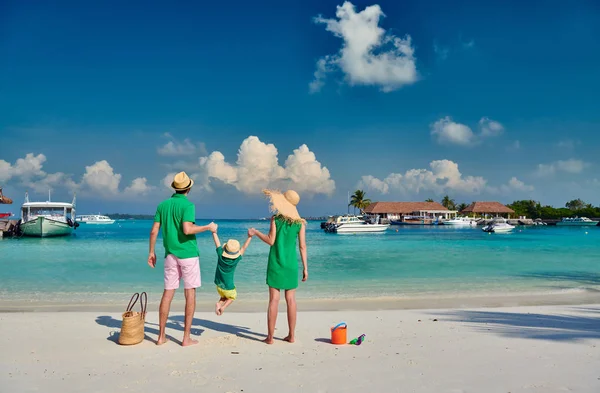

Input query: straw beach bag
[118,292,147,345]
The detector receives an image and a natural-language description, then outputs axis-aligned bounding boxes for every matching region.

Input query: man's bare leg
[264,287,280,344]
[182,288,198,347]
[215,297,227,315]
[283,289,297,343]
[157,289,175,345]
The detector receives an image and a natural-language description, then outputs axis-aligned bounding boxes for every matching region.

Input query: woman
[250,189,308,344]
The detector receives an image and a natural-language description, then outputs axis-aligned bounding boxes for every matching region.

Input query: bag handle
[331,322,347,332]
[140,292,147,315]
[126,293,140,312]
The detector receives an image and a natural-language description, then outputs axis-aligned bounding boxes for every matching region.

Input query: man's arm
[240,235,252,256]
[183,221,216,236]
[148,222,160,268]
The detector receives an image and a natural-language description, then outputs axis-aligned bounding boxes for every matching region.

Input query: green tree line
[506,199,600,219]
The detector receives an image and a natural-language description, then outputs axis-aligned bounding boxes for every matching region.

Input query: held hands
[208,222,218,233]
[148,252,157,268]
[248,228,256,237]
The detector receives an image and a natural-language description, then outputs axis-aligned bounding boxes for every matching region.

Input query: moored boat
[443,217,478,226]
[482,218,515,233]
[323,215,389,233]
[76,214,115,224]
[20,192,78,237]
[555,217,599,226]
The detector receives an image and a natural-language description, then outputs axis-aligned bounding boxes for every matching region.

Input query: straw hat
[263,189,301,222]
[171,172,194,191]
[222,239,241,259]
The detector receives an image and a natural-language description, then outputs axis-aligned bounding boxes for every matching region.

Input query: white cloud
[535,159,589,177]
[311,1,418,93]
[433,43,449,60]
[463,39,475,49]
[431,116,505,147]
[479,117,504,137]
[1,153,154,199]
[82,161,122,195]
[358,159,487,196]
[500,177,534,193]
[430,117,476,146]
[198,136,335,196]
[124,177,154,195]
[556,139,580,150]
[158,136,206,157]
[0,153,47,182]
[508,140,521,151]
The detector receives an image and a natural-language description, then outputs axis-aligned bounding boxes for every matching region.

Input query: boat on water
[390,215,443,225]
[556,217,599,226]
[482,218,515,233]
[76,214,115,224]
[323,215,389,233]
[443,216,478,226]
[20,192,78,237]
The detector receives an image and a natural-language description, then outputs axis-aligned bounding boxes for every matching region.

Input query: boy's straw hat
[222,239,241,259]
[171,172,194,191]
[263,189,301,222]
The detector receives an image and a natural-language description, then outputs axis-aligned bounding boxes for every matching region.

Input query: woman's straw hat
[171,172,194,191]
[263,189,301,221]
[222,239,241,259]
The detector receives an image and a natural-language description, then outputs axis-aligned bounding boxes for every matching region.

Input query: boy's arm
[212,231,221,248]
[240,236,252,256]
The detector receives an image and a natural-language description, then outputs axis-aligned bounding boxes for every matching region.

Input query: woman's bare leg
[265,287,280,344]
[284,289,297,343]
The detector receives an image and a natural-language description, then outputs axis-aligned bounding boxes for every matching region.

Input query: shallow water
[1,220,599,306]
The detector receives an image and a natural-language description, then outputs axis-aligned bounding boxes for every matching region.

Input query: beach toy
[330,322,347,345]
[349,334,366,345]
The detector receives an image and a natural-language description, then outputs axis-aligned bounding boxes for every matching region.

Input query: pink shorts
[164,255,201,290]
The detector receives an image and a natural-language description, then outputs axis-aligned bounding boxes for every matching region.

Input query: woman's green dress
[266,216,302,290]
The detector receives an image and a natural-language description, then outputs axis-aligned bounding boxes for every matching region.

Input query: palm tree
[349,190,372,214]
[441,195,456,210]
[457,203,468,212]
[425,198,434,202]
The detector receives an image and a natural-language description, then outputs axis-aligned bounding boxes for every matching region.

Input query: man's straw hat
[171,172,194,191]
[222,239,241,259]
[263,189,301,222]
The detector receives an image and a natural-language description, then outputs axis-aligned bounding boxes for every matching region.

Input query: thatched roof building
[460,201,514,216]
[0,188,12,204]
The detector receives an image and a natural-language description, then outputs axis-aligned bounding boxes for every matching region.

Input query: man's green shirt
[154,194,199,259]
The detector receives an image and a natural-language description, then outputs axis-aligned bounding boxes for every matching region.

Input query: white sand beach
[2,304,600,393]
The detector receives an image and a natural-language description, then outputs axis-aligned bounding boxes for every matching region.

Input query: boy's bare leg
[157,289,175,345]
[283,289,297,343]
[182,288,198,347]
[215,297,227,315]
[219,299,234,315]
[264,287,280,344]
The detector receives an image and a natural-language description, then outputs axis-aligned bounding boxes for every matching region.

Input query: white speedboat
[443,217,478,226]
[76,214,115,224]
[324,215,389,233]
[20,192,78,237]
[556,217,599,226]
[482,218,515,233]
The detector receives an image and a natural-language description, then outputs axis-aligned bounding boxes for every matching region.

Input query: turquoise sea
[1,220,600,307]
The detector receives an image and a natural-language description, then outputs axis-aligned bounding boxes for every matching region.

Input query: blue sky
[1,0,599,218]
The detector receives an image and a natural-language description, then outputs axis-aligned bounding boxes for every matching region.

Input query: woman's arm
[298,222,308,281]
[250,216,277,246]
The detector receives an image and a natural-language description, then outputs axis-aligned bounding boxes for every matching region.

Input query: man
[148,171,216,346]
